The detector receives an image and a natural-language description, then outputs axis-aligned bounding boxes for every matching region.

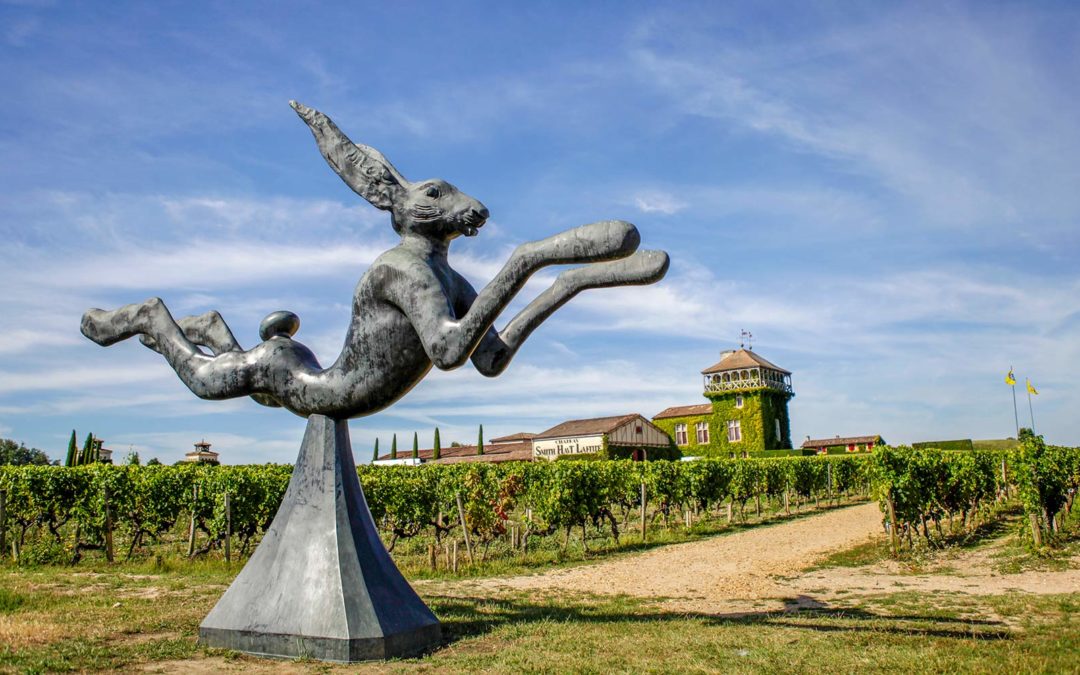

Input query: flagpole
[1027,383,1036,434]
[1010,366,1019,437]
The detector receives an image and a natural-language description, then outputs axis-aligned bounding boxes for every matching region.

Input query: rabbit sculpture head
[290,100,489,243]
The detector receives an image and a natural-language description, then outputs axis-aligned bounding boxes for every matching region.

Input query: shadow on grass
[425,591,1013,652]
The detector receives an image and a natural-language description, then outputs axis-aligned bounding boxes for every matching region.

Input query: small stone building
[801,435,884,454]
[183,440,220,464]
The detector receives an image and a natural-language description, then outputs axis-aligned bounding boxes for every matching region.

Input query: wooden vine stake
[187,485,198,557]
[455,492,473,564]
[224,491,232,564]
[886,491,899,557]
[640,480,647,542]
[1029,512,1043,547]
[103,486,115,563]
[0,489,7,560]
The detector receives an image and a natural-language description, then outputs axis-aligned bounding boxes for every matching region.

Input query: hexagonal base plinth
[198,415,441,662]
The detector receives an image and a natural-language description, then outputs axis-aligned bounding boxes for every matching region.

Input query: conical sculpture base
[199,415,441,662]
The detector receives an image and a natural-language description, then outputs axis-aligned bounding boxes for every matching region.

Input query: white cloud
[632,191,687,215]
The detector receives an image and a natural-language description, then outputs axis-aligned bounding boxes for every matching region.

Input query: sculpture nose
[475,205,489,221]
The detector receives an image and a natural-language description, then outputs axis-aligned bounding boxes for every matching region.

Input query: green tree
[477,424,484,456]
[0,438,51,466]
[65,429,78,467]
[390,434,398,460]
[412,432,419,459]
[433,427,441,460]
[80,432,95,465]
[373,438,380,463]
[146,457,163,466]
[125,450,141,465]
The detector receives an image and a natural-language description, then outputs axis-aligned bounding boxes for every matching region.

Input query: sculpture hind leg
[81,298,260,401]
[139,310,243,355]
[134,309,282,407]
[471,249,669,376]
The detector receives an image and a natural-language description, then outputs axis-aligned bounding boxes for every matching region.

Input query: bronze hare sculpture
[81,101,669,420]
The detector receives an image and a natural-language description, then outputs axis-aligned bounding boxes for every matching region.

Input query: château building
[652,348,794,457]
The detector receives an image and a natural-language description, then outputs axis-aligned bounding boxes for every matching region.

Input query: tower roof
[701,349,790,375]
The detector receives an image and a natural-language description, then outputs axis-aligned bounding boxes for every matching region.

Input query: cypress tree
[390,434,397,460]
[80,432,95,465]
[433,427,441,460]
[373,438,379,463]
[477,424,484,455]
[412,432,419,459]
[65,430,77,467]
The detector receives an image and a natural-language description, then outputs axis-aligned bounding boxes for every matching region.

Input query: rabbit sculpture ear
[290,100,408,211]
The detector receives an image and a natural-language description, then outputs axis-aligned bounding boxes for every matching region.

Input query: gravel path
[444,502,884,612]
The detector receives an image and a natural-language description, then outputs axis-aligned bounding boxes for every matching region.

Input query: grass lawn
[1,558,1078,673]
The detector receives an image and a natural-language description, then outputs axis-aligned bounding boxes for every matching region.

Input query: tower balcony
[703,367,793,395]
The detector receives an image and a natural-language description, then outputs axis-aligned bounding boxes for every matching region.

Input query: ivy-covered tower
[653,348,794,457]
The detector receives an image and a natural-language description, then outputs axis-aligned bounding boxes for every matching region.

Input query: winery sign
[532,435,603,460]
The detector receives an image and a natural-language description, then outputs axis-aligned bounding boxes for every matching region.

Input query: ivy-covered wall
[651,388,794,458]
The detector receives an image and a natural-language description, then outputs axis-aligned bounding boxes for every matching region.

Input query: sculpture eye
[425,185,441,199]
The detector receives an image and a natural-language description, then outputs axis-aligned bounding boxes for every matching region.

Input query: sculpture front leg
[471,249,669,376]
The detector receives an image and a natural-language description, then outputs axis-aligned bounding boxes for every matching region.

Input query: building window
[774,418,781,442]
[675,423,688,446]
[695,422,709,444]
[727,420,742,442]
[735,394,744,409]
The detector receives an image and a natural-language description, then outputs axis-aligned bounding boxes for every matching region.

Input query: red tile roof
[802,435,882,448]
[534,414,642,440]
[490,432,537,444]
[375,441,533,464]
[652,403,713,420]
[701,349,790,375]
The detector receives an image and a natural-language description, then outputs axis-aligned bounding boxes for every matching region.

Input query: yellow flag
[1027,379,1038,395]
[1005,368,1016,386]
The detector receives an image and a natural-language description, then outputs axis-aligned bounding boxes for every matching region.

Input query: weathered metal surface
[198,415,440,661]
[80,101,668,420]
[79,101,670,662]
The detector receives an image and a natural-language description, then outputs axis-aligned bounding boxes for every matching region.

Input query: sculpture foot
[545,220,641,263]
[557,249,670,291]
[81,308,138,347]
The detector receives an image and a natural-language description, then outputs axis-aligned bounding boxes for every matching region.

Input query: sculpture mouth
[458,212,487,237]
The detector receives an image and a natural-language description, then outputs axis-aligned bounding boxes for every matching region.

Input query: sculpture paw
[572,220,640,259]
[81,309,125,347]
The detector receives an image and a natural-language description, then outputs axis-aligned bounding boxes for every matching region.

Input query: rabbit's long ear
[290,100,408,211]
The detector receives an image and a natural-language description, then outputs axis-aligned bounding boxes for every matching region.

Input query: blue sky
[1,1,1078,463]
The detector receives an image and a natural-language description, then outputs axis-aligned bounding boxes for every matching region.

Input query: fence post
[428,543,436,570]
[224,491,232,564]
[103,486,114,563]
[451,540,458,574]
[640,480,647,542]
[187,485,198,557]
[0,489,6,561]
[455,492,473,564]
[886,491,899,557]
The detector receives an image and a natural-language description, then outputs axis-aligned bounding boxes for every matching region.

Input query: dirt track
[437,502,1080,614]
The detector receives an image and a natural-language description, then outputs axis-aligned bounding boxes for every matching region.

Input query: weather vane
[80,101,669,662]
[740,328,753,350]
